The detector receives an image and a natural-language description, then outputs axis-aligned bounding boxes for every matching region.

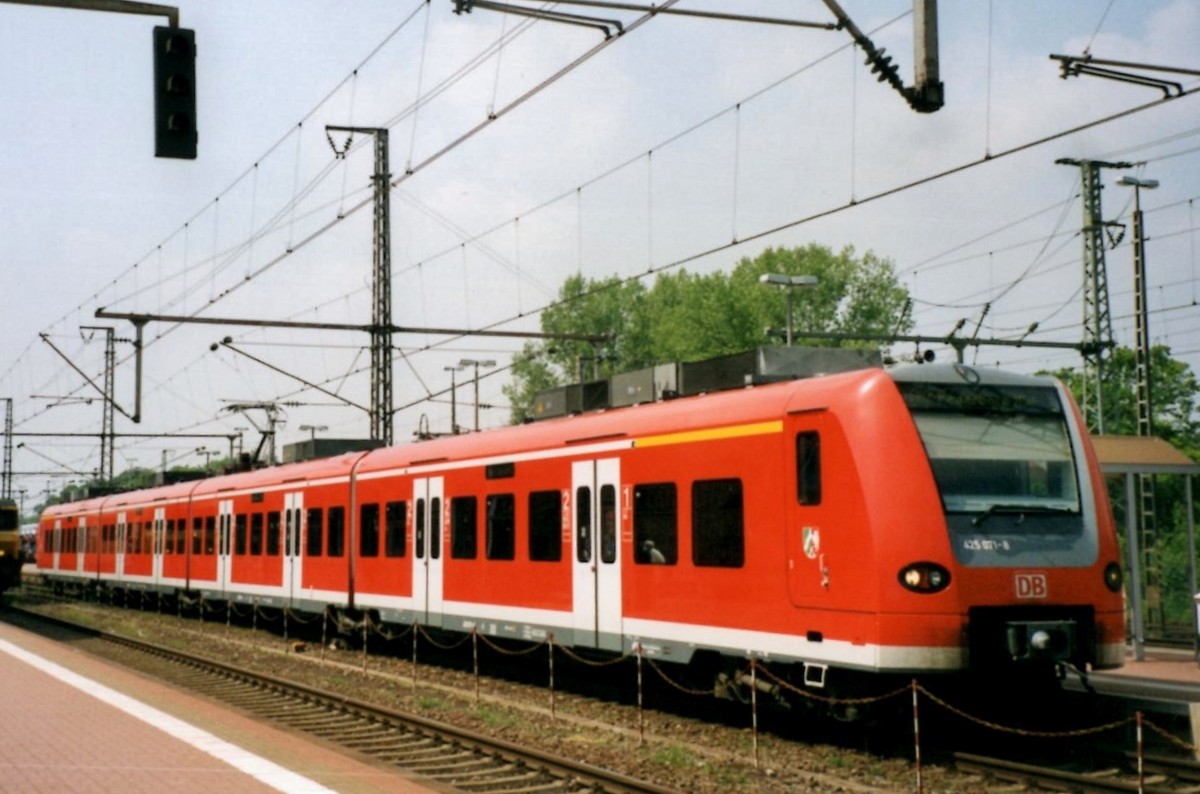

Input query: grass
[650,744,698,769]
[474,705,520,728]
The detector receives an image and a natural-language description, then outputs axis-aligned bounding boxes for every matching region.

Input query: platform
[1111,645,1200,684]
[0,619,439,794]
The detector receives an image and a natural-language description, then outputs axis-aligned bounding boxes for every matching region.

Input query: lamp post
[1118,173,1160,659]
[298,424,327,442]
[458,358,496,432]
[196,446,216,470]
[758,273,818,346]
[1117,175,1158,439]
[444,366,463,434]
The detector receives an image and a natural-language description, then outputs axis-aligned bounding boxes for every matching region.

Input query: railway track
[4,605,683,794]
[955,751,1200,793]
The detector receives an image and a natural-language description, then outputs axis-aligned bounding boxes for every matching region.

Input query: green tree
[1045,346,1200,456]
[503,243,911,422]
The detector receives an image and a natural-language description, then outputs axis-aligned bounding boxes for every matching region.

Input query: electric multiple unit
[37,363,1125,697]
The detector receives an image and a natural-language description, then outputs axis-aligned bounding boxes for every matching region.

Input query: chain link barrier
[756,662,911,707]
[644,656,715,697]
[370,620,414,641]
[916,683,1134,738]
[281,605,323,625]
[556,643,631,666]
[1144,716,1199,753]
[417,622,475,651]
[475,631,548,656]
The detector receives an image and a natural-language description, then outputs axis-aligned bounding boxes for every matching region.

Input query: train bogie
[36,362,1124,699]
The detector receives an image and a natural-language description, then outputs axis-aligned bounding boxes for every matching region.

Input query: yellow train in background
[0,499,21,593]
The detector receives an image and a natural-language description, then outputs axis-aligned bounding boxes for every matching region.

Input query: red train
[36,361,1125,701]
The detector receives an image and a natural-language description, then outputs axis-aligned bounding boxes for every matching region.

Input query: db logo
[1015,572,1048,599]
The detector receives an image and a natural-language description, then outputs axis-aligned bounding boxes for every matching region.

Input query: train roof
[356,366,892,476]
[38,361,1066,517]
[889,362,1059,388]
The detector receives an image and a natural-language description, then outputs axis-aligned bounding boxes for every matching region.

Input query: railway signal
[153,25,197,159]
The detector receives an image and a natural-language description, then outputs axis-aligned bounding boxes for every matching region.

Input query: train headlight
[898,562,951,593]
[1103,562,1123,593]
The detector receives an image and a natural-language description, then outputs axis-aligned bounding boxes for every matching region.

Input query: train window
[485,494,515,561]
[285,506,295,556]
[385,501,406,558]
[266,511,281,556]
[176,520,187,554]
[191,518,202,555]
[416,499,426,560]
[328,506,345,557]
[796,432,822,506]
[250,513,264,555]
[205,516,216,555]
[600,485,617,564]
[306,508,323,557]
[360,503,380,558]
[430,498,442,560]
[634,483,677,565]
[451,497,477,559]
[528,491,562,562]
[575,486,591,563]
[235,515,248,556]
[692,479,745,568]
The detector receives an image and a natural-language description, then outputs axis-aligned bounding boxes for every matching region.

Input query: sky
[0,0,1198,506]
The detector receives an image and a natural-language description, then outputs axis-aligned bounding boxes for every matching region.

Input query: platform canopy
[1091,435,1200,476]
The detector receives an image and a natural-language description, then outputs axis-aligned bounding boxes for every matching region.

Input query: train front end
[890,364,1125,674]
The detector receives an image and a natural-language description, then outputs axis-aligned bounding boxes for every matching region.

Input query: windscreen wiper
[971,504,1076,527]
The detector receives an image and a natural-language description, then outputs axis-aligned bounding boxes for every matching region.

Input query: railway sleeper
[342,733,411,749]
[309,723,391,739]
[415,757,499,775]
[375,743,456,761]
[279,713,359,729]
[454,770,549,791]
[493,780,570,793]
[401,750,480,769]
[427,767,510,783]
[336,729,400,748]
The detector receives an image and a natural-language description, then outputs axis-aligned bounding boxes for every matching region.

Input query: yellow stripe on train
[635,420,783,449]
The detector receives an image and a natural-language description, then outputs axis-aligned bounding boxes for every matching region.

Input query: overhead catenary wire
[14,4,1200,481]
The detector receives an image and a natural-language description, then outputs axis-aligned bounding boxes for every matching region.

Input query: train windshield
[0,503,17,531]
[898,382,1080,516]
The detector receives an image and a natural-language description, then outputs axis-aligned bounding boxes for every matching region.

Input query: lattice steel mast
[1056,158,1131,433]
[327,126,393,446]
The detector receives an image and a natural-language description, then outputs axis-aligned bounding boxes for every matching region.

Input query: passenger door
[217,499,233,595]
[115,513,126,580]
[77,518,87,574]
[412,477,444,626]
[571,458,623,650]
[283,491,304,605]
[152,508,166,585]
[786,422,832,608]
